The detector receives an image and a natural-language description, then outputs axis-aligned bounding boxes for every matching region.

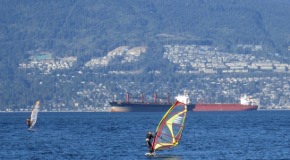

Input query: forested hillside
[0,0,290,110]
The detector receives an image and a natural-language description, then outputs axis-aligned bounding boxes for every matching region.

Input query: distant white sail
[30,101,40,128]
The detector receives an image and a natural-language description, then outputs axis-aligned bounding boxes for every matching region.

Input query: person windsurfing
[26,117,32,128]
[146,131,155,154]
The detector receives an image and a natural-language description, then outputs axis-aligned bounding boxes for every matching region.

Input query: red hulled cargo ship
[194,95,258,111]
[110,93,258,112]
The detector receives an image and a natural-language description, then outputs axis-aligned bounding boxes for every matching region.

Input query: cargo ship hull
[110,102,195,112]
[110,94,258,112]
[194,104,258,111]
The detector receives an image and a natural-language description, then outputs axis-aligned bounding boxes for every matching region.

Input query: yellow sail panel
[154,143,174,150]
[152,101,187,151]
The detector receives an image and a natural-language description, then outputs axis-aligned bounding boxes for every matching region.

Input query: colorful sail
[30,101,40,128]
[152,100,187,151]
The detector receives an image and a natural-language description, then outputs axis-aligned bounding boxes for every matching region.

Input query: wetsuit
[146,133,154,153]
[26,119,32,128]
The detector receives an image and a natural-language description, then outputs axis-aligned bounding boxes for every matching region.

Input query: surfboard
[27,128,35,131]
[145,152,155,156]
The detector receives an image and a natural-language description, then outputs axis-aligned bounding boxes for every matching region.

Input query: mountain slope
[0,0,290,110]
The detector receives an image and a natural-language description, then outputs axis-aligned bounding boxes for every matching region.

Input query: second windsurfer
[26,118,32,128]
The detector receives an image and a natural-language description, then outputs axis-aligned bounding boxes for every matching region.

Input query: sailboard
[145,152,155,156]
[29,101,40,129]
[150,95,190,154]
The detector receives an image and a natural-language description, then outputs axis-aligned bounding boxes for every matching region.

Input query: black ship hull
[110,102,195,112]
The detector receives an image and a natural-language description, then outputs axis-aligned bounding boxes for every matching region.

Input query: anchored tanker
[110,93,258,112]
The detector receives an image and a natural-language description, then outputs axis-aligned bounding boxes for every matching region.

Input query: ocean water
[0,111,289,160]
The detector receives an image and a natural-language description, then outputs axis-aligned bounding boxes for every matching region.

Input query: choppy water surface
[0,111,289,159]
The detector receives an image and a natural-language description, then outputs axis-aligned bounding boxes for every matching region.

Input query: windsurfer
[26,118,32,128]
[146,131,155,154]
